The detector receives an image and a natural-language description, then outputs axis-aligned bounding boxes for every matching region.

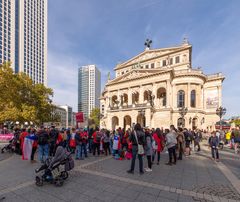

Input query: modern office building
[0,0,15,69]
[60,105,73,128]
[0,0,48,85]
[78,65,101,119]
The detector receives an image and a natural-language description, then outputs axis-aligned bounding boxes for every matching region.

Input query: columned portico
[100,42,224,131]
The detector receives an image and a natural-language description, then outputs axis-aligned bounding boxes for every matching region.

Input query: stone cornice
[106,69,172,87]
[114,45,192,70]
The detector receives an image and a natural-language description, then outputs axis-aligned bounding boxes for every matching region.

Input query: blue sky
[47,0,240,118]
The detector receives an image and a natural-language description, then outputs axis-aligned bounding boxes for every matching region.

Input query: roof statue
[144,39,152,50]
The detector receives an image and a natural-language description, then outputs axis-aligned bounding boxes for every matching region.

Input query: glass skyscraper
[0,0,48,85]
[78,65,101,119]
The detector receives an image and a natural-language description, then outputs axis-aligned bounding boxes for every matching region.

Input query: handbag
[134,131,144,155]
[69,139,76,148]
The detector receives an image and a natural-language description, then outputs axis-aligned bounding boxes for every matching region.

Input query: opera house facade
[100,40,224,131]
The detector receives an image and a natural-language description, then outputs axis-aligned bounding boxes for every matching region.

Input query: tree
[230,119,240,127]
[0,62,54,125]
[89,108,100,126]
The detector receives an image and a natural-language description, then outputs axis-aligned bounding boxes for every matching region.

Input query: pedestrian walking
[152,128,164,165]
[37,126,49,163]
[209,131,220,161]
[165,125,177,166]
[127,123,145,174]
[177,128,184,160]
[92,127,101,156]
[145,131,153,172]
[103,130,111,156]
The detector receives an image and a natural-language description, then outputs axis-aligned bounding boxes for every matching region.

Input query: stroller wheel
[54,178,64,187]
[60,171,68,180]
[35,176,43,186]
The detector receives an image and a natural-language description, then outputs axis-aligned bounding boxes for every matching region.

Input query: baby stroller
[1,137,16,153]
[35,146,74,187]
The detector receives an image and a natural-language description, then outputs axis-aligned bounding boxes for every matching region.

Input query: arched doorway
[112,116,119,130]
[157,87,166,107]
[177,117,185,128]
[192,118,198,130]
[124,115,131,129]
[137,114,146,128]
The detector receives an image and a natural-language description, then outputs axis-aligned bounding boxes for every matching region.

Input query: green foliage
[89,108,100,126]
[0,62,54,125]
[230,119,240,126]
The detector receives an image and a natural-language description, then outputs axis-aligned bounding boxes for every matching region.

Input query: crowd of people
[3,124,240,174]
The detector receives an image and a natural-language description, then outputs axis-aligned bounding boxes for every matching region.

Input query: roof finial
[144,39,152,50]
[182,37,189,45]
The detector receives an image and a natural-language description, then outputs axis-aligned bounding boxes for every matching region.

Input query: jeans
[211,147,219,159]
[31,147,37,161]
[81,143,88,158]
[38,144,49,163]
[103,142,111,155]
[130,145,143,172]
[178,142,183,160]
[49,142,56,157]
[168,146,177,164]
[93,143,100,156]
[147,155,152,169]
[88,139,93,153]
[152,151,160,163]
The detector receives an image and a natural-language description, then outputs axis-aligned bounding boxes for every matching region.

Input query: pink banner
[0,134,14,142]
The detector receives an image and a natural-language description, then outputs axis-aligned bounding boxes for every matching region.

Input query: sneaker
[145,168,152,172]
[165,162,172,166]
[127,170,134,174]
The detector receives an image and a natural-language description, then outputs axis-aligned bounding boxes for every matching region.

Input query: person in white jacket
[165,125,177,165]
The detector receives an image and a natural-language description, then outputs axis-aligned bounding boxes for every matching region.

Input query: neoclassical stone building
[100,40,224,131]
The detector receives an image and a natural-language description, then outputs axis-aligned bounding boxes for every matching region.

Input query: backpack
[38,132,48,145]
[96,132,101,143]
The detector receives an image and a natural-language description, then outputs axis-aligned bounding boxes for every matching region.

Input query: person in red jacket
[30,129,38,163]
[92,127,101,156]
[152,128,164,165]
[80,129,88,158]
[20,128,29,159]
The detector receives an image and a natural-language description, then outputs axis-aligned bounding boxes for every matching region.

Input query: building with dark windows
[0,0,48,85]
[78,65,101,119]
[100,40,224,131]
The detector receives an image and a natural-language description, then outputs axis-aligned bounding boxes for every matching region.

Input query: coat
[153,133,164,152]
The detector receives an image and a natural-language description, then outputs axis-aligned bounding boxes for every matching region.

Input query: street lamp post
[179,107,188,127]
[216,106,226,131]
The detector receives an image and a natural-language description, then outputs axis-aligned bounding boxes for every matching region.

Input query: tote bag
[134,131,144,155]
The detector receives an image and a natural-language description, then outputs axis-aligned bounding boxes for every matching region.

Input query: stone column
[152,83,157,106]
[139,86,144,104]
[187,83,190,108]
[128,89,132,106]
[218,86,222,107]
[145,108,151,127]
[118,114,124,128]
[172,84,176,108]
[166,80,171,107]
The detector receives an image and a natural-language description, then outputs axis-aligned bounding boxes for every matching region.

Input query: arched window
[177,90,185,108]
[191,90,196,108]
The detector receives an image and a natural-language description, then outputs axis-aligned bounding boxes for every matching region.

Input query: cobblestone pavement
[0,144,240,202]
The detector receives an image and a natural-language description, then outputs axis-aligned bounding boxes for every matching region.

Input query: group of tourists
[5,124,240,174]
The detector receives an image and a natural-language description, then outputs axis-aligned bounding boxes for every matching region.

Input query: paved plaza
[0,143,240,202]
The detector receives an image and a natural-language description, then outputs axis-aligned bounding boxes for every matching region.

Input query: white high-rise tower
[0,0,48,85]
[78,65,101,118]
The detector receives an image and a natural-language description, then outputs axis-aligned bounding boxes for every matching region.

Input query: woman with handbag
[127,123,145,174]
